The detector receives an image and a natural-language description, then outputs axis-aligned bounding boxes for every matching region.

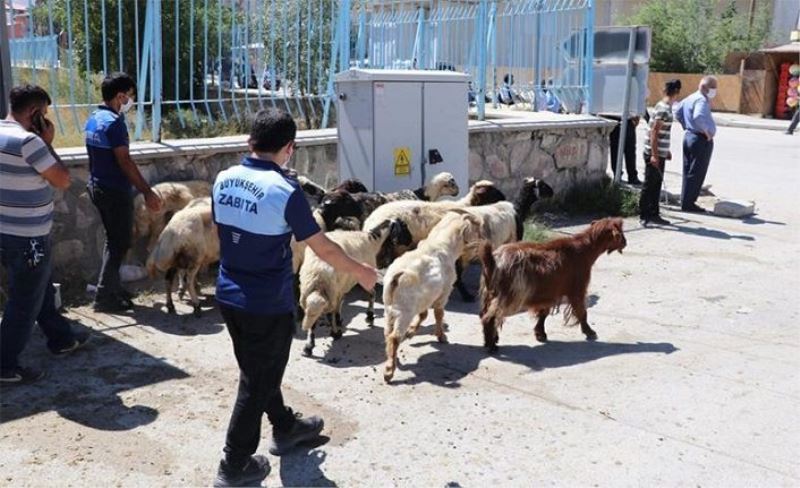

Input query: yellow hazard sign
[394,147,411,176]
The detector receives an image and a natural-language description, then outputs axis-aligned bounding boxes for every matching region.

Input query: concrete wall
[50,114,613,285]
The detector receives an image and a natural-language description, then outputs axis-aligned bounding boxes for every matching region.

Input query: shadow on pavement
[279,442,336,487]
[394,340,678,387]
[0,324,189,430]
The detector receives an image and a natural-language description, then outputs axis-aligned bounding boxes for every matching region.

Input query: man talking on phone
[85,72,162,312]
[1,85,91,384]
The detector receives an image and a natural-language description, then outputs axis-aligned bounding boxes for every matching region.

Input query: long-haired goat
[300,219,412,356]
[479,217,626,352]
[146,197,220,317]
[133,180,212,252]
[382,211,482,382]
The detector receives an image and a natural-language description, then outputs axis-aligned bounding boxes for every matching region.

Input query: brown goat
[479,217,627,352]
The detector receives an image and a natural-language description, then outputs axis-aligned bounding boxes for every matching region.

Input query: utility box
[335,69,470,194]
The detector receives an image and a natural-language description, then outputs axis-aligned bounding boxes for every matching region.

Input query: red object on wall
[775,63,791,120]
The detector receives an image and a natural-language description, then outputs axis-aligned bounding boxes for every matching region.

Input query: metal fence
[1,0,594,143]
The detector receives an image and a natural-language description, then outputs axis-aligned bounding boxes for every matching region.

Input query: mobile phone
[31,111,46,135]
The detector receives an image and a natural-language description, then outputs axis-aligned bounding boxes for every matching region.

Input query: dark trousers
[88,184,134,301]
[220,305,296,466]
[787,110,799,135]
[609,119,639,181]
[639,155,665,219]
[681,132,714,208]
[0,234,75,372]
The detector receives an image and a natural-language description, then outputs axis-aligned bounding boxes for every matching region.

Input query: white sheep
[146,197,219,317]
[299,219,411,356]
[452,177,555,301]
[381,211,481,382]
[362,180,506,267]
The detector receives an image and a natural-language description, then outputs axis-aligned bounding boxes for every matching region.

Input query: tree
[627,0,771,73]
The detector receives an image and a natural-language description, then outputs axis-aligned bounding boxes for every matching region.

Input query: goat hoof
[383,370,394,383]
[486,343,499,354]
[585,331,598,341]
[193,306,202,318]
[535,332,548,343]
[331,330,343,340]
[436,333,448,344]
[366,312,375,326]
[302,345,314,357]
[167,304,176,315]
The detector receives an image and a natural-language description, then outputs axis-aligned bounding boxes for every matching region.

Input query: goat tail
[479,240,496,286]
[383,270,418,306]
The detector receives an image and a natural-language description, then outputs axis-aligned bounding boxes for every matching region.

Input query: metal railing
[2,0,594,143]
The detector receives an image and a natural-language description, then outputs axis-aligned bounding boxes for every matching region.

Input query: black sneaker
[93,295,134,313]
[649,215,671,226]
[213,455,270,488]
[639,218,649,227]
[53,331,91,356]
[0,367,45,385]
[628,177,642,186]
[681,203,707,214]
[268,412,324,456]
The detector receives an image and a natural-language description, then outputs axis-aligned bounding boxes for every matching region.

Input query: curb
[714,118,790,132]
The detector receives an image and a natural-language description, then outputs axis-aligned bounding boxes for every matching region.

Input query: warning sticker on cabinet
[393,147,411,176]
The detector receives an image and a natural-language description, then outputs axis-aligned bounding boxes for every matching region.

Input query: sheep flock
[136,170,621,383]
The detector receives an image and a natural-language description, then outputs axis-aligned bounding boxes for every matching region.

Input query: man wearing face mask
[85,72,162,312]
[211,108,377,487]
[1,85,91,384]
[674,76,718,213]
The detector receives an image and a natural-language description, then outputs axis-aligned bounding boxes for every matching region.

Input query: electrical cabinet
[335,69,469,194]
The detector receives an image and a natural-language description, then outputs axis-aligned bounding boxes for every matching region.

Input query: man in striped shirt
[640,79,682,227]
[1,85,90,385]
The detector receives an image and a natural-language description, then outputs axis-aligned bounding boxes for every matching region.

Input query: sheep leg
[177,271,187,300]
[433,306,448,344]
[303,326,316,357]
[454,259,476,302]
[570,297,597,341]
[404,310,428,339]
[331,307,344,340]
[186,266,202,317]
[383,310,403,383]
[301,297,325,357]
[366,291,375,326]
[532,309,549,343]
[165,268,177,314]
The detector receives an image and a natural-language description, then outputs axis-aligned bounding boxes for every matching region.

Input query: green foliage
[627,0,771,73]
[537,178,640,217]
[522,221,553,243]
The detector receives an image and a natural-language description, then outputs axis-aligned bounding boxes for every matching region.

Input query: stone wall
[49,115,613,285]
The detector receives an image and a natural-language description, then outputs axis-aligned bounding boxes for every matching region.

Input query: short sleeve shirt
[212,157,321,314]
[0,120,58,237]
[644,100,674,158]
[85,106,131,192]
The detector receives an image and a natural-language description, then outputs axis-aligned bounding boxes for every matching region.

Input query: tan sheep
[146,197,219,317]
[133,180,212,252]
[299,218,411,356]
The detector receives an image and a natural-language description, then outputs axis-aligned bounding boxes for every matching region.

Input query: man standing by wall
[212,108,377,487]
[1,85,90,384]
[85,73,162,312]
[675,76,718,213]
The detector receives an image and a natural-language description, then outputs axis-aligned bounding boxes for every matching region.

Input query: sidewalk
[712,112,794,132]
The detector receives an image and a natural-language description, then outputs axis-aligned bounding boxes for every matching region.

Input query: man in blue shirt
[85,73,162,312]
[675,76,717,213]
[212,108,377,487]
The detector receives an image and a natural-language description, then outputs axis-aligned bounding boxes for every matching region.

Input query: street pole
[615,26,636,184]
[0,0,13,119]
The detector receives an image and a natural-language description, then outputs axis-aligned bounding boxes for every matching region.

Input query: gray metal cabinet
[335,69,469,195]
